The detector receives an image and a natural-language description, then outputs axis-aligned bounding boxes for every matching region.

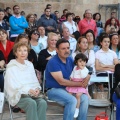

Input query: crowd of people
[0,3,120,120]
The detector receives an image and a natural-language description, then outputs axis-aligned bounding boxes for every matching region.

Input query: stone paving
[0,102,116,120]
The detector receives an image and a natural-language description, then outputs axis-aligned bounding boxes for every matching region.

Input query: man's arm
[9,16,21,30]
[51,71,90,88]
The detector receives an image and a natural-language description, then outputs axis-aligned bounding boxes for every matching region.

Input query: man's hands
[81,74,91,88]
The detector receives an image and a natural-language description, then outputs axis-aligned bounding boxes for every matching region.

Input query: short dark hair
[66,12,72,20]
[74,53,88,65]
[6,7,11,11]
[84,29,96,45]
[44,7,50,12]
[56,38,70,48]
[28,29,40,40]
[99,33,109,43]
[93,12,101,21]
[63,9,68,13]
[111,11,116,15]
[0,9,5,13]
[46,4,51,8]
[13,5,19,10]
[54,10,59,13]
[37,25,45,30]
[34,14,37,17]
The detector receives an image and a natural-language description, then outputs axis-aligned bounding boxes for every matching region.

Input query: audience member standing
[78,9,97,37]
[37,8,57,35]
[26,14,37,34]
[41,4,57,22]
[62,13,79,37]
[9,5,28,42]
[3,7,12,24]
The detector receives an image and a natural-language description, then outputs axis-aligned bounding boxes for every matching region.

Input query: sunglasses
[33,33,39,35]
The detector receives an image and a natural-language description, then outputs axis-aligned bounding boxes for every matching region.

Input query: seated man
[62,27,77,55]
[45,38,90,120]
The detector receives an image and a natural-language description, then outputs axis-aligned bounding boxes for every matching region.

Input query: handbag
[114,84,120,98]
[95,112,109,120]
[0,92,4,113]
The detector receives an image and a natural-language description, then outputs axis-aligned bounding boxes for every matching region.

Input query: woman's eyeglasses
[33,33,39,35]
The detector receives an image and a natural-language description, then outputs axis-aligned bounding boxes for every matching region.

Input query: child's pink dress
[66,66,89,94]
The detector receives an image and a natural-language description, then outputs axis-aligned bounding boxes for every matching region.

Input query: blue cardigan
[9,15,28,35]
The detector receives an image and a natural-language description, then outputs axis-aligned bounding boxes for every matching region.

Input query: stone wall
[0,0,120,23]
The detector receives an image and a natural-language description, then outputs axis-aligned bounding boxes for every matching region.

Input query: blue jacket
[9,15,28,35]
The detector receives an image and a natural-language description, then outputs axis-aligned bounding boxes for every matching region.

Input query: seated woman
[0,50,5,92]
[109,32,120,60]
[72,36,95,72]
[4,42,47,120]
[29,30,43,56]
[0,29,14,63]
[8,34,37,69]
[105,18,119,34]
[38,32,58,75]
[95,33,118,90]
[84,29,100,52]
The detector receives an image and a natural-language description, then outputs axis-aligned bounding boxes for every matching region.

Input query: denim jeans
[112,93,120,120]
[47,88,89,120]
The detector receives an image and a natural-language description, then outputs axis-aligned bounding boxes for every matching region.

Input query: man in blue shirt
[45,38,90,120]
[37,8,57,35]
[9,5,28,42]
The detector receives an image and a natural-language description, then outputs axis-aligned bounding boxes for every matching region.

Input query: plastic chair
[88,72,113,120]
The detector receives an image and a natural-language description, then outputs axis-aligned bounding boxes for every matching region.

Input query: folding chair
[42,71,63,116]
[88,72,113,120]
[1,71,26,120]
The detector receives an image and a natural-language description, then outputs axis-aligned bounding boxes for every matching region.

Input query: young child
[66,53,89,118]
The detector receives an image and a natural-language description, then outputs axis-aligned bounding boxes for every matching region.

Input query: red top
[0,40,14,63]
[78,18,97,37]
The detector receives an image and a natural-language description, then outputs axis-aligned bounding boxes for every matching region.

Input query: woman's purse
[114,84,120,98]
[95,112,109,120]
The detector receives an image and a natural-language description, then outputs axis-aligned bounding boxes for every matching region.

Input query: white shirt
[38,36,48,49]
[68,36,77,54]
[72,50,95,71]
[63,21,77,34]
[71,66,89,79]
[95,49,117,65]
[47,50,56,57]
[4,60,41,106]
